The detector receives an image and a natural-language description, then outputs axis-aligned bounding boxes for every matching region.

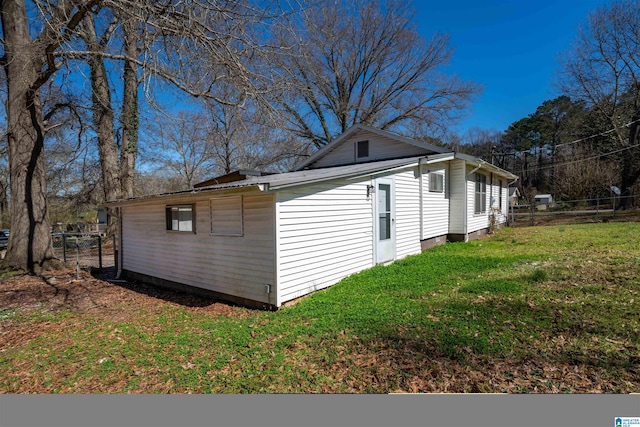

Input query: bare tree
[267,0,479,148]
[0,0,296,272]
[559,0,640,207]
[82,12,121,212]
[80,8,144,235]
[553,145,619,201]
[133,169,186,196]
[0,74,8,230]
[152,110,214,189]
[0,0,97,272]
[459,128,502,163]
[0,136,8,230]
[119,11,140,199]
[202,83,309,177]
[147,102,304,189]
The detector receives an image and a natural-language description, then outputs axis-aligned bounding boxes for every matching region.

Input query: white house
[107,124,518,309]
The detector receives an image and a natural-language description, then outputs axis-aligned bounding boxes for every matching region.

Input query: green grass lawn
[1,223,638,393]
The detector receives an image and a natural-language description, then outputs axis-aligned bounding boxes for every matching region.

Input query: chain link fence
[51,233,115,271]
[509,195,640,227]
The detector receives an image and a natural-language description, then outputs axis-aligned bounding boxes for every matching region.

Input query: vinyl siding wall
[276,179,374,305]
[394,169,422,259]
[421,164,449,239]
[310,130,431,168]
[489,175,508,224]
[448,160,467,234]
[121,192,276,305]
[466,168,490,233]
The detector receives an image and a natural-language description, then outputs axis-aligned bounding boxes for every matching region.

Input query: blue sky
[415,0,614,135]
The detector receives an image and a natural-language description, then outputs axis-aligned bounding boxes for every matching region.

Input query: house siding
[276,179,374,305]
[121,193,276,305]
[467,168,490,233]
[394,169,422,259]
[310,130,431,168]
[489,176,508,224]
[448,160,467,234]
[421,164,449,239]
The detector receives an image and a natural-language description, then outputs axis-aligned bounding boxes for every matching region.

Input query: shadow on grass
[91,267,230,309]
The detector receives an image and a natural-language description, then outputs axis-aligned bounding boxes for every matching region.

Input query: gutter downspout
[463,164,468,242]
[463,160,485,241]
[418,158,426,241]
[490,172,494,210]
[507,177,519,226]
[116,207,123,279]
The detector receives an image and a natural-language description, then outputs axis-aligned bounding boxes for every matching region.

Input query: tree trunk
[84,16,121,236]
[1,0,56,272]
[120,17,139,200]
[0,179,7,229]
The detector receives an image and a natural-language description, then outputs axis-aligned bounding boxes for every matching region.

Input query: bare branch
[266,0,479,146]
[32,0,100,91]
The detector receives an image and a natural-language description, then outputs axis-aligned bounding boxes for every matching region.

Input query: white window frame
[166,204,195,233]
[474,173,487,214]
[428,172,444,193]
[210,195,243,236]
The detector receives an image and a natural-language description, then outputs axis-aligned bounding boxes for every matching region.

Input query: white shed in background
[534,194,554,210]
[107,124,518,309]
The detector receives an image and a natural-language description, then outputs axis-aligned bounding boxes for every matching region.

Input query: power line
[490,118,640,156]
[520,142,640,174]
[554,118,640,148]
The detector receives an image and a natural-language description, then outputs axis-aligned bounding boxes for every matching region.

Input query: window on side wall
[474,173,487,214]
[428,172,444,193]
[498,180,503,210]
[210,195,243,236]
[355,140,369,161]
[166,205,195,232]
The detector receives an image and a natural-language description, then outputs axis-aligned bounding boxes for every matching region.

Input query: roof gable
[294,124,447,170]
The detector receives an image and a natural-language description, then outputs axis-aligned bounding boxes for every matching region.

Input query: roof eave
[270,158,423,190]
[454,152,519,180]
[104,184,267,207]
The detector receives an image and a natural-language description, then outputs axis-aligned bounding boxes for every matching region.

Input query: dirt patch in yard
[1,268,249,317]
[0,269,254,383]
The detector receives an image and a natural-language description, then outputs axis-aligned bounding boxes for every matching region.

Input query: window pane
[166,205,193,232]
[429,173,443,192]
[357,140,369,158]
[379,213,391,240]
[179,207,192,231]
[474,174,486,214]
[379,184,390,211]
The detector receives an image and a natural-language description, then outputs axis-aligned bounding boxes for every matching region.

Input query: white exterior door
[375,177,395,263]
